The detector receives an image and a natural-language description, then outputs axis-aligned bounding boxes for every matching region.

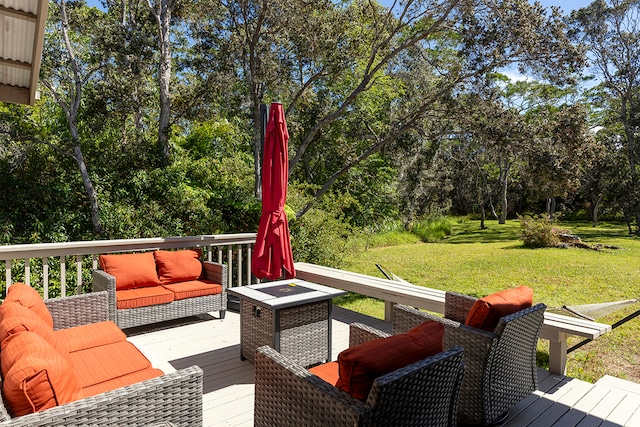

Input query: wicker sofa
[254,322,465,427]
[0,285,203,427]
[393,290,546,425]
[92,249,228,329]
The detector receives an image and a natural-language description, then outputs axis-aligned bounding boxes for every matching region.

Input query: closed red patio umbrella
[251,102,296,281]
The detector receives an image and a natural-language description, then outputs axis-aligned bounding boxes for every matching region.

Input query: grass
[337,217,640,383]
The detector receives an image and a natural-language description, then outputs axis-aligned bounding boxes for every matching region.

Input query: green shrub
[410,216,453,243]
[518,214,571,248]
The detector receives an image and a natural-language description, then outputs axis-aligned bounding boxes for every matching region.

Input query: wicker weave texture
[393,299,546,425]
[92,260,227,329]
[44,291,109,330]
[254,323,465,427]
[0,292,204,426]
[240,299,330,367]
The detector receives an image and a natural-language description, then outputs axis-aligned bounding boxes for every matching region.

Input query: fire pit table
[228,279,346,367]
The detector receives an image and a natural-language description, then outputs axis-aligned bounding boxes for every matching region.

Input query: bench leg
[384,301,394,323]
[548,333,568,375]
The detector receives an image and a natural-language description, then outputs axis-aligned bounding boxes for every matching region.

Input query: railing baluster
[76,255,83,294]
[24,258,30,285]
[237,246,242,287]
[217,247,222,264]
[227,246,233,287]
[246,244,252,285]
[5,259,11,289]
[92,254,98,270]
[60,256,66,296]
[43,257,49,299]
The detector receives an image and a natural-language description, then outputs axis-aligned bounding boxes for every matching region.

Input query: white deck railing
[0,233,258,298]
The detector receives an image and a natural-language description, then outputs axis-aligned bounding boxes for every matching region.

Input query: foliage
[518,214,571,248]
[287,184,354,268]
[410,216,454,243]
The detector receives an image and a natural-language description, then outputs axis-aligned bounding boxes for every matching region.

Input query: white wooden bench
[295,262,611,375]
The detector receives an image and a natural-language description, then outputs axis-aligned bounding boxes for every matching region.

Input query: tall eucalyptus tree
[40,0,107,235]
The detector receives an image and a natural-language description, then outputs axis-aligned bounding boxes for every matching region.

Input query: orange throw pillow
[0,302,68,357]
[154,249,203,285]
[465,286,534,331]
[3,283,53,328]
[1,332,83,416]
[99,252,160,290]
[336,321,444,401]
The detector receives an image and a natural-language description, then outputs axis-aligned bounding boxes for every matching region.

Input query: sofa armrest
[349,322,390,347]
[0,366,203,427]
[44,291,109,330]
[202,261,228,290]
[254,346,370,427]
[92,269,117,322]
[392,304,456,334]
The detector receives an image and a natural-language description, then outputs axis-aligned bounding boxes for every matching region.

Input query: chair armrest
[202,261,228,290]
[92,269,117,322]
[392,304,456,334]
[0,366,203,427]
[445,292,477,323]
[349,322,390,347]
[44,291,109,330]
[254,346,371,427]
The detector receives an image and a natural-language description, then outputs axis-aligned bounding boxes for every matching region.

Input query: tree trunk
[591,194,603,227]
[547,197,556,220]
[499,156,509,225]
[72,144,103,235]
[480,201,486,229]
[148,0,174,166]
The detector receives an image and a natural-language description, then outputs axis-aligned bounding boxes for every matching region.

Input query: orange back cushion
[0,302,68,357]
[336,320,444,401]
[1,332,82,416]
[3,283,53,328]
[465,286,534,331]
[99,252,160,290]
[154,249,203,285]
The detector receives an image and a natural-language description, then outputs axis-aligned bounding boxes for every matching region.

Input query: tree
[40,0,106,235]
[571,0,640,233]
[147,0,178,166]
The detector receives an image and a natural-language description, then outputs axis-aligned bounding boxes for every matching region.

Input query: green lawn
[338,218,640,383]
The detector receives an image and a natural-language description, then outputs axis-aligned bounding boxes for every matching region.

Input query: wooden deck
[127,307,640,427]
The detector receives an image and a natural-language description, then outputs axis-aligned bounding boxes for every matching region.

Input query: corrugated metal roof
[0,0,49,105]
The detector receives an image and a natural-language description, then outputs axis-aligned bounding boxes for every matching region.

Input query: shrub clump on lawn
[518,214,571,248]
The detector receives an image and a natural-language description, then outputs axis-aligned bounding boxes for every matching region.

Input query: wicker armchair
[93,260,227,329]
[393,293,546,425]
[254,322,465,427]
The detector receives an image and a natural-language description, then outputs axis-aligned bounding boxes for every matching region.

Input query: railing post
[76,254,83,294]
[237,246,242,287]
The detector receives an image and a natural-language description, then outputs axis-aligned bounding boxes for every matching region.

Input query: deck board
[127,307,637,427]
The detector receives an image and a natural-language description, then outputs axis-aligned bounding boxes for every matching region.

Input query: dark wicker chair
[393,293,546,425]
[254,322,465,427]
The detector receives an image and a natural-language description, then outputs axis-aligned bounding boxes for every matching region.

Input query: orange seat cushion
[1,332,83,416]
[69,341,153,388]
[3,283,53,328]
[54,321,126,353]
[465,286,534,331]
[336,320,444,401]
[82,368,164,397]
[99,252,160,290]
[154,249,203,285]
[116,286,175,310]
[0,302,68,357]
[309,361,340,386]
[162,279,222,300]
